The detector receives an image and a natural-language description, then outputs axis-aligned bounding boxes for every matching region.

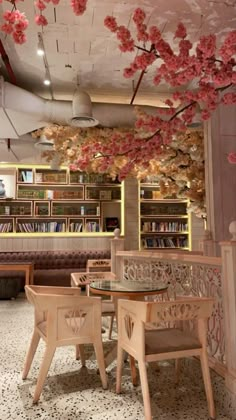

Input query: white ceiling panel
[0,0,235,103]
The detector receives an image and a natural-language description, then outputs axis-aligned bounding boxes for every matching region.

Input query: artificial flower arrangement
[33,125,206,217]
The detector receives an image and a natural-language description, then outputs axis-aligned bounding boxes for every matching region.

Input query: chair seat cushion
[145,328,201,355]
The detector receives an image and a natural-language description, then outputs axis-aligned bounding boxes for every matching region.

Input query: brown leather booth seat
[0,250,111,288]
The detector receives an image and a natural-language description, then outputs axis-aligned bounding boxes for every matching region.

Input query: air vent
[35,135,54,150]
[69,88,99,128]
[70,115,99,127]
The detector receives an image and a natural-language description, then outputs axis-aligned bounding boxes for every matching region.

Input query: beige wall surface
[205,104,236,247]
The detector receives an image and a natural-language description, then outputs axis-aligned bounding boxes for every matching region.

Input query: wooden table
[0,262,34,286]
[90,279,168,383]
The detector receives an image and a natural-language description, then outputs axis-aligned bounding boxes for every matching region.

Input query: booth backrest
[0,250,111,288]
[0,250,111,270]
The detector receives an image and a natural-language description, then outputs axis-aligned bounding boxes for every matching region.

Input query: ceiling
[0,0,236,106]
[0,0,235,162]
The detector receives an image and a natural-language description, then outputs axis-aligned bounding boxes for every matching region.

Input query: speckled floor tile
[0,296,232,420]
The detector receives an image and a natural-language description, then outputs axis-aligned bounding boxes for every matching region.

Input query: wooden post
[110,230,125,278]
[220,221,236,393]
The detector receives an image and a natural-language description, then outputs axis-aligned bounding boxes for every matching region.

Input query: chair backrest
[72,271,116,285]
[86,259,111,272]
[71,271,116,295]
[25,285,102,345]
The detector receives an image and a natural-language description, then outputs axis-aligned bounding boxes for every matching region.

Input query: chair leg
[116,344,124,394]
[175,358,181,384]
[75,344,86,366]
[138,359,152,420]
[33,345,56,404]
[129,355,138,386]
[108,315,114,340]
[22,330,40,380]
[200,351,216,419]
[94,340,108,390]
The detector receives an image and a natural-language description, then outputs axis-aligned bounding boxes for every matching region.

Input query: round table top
[89,279,168,298]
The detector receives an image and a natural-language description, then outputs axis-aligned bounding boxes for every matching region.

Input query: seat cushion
[34,269,85,287]
[145,328,201,355]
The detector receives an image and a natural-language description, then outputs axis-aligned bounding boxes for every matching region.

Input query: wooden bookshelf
[139,181,190,250]
[0,165,124,236]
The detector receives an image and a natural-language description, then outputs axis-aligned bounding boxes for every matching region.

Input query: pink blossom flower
[153,73,161,85]
[133,8,146,25]
[15,19,29,31]
[174,23,187,39]
[227,152,236,164]
[35,0,46,11]
[104,16,117,32]
[149,26,161,43]
[116,26,131,42]
[1,23,14,34]
[197,34,216,58]
[134,51,156,70]
[35,14,48,26]
[3,11,16,23]
[221,92,236,104]
[201,109,211,120]
[123,66,134,78]
[13,30,26,44]
[119,39,134,52]
[136,23,148,42]
[71,0,87,16]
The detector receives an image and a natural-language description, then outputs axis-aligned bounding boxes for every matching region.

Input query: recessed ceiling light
[37,46,44,56]
[43,79,51,86]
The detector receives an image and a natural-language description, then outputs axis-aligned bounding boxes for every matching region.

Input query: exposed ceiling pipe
[0,40,17,85]
[0,78,159,138]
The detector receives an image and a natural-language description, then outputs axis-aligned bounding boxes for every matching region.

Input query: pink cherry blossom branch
[0,0,88,42]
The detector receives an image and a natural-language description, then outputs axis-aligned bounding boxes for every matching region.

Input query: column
[205,103,236,255]
[220,221,236,393]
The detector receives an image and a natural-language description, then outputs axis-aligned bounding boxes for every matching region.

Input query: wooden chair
[71,271,116,339]
[86,259,111,272]
[116,297,216,420]
[22,285,108,403]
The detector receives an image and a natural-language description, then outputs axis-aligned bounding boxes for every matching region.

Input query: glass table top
[89,279,168,294]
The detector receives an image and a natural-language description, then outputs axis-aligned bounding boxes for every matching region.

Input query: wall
[190,213,205,251]
[0,236,110,252]
[205,103,236,250]
[124,177,139,250]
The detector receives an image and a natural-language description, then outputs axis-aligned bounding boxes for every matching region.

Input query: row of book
[0,222,13,233]
[17,222,66,233]
[85,222,100,232]
[142,236,188,248]
[142,221,188,233]
[18,190,83,200]
[69,222,83,232]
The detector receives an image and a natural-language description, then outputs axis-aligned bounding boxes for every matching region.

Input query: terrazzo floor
[0,294,232,420]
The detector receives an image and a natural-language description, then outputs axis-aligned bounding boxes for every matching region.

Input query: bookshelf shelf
[139,181,191,251]
[0,165,123,236]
